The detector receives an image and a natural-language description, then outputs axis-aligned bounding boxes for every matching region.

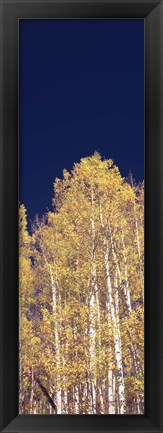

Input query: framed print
[0,0,163,432]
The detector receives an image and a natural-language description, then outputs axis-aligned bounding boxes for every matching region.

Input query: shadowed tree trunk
[34,374,57,413]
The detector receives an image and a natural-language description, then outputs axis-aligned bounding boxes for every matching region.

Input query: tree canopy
[19,152,144,414]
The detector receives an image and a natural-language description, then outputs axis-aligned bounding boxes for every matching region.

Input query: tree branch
[34,374,57,414]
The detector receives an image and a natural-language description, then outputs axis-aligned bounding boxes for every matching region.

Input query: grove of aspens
[19,152,144,415]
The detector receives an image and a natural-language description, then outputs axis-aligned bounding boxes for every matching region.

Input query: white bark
[121,228,142,413]
[81,383,87,413]
[33,400,37,414]
[89,188,97,413]
[89,288,96,413]
[50,266,62,414]
[63,390,68,414]
[39,399,43,413]
[73,386,79,414]
[121,227,143,413]
[106,301,115,414]
[87,380,92,413]
[113,374,116,412]
[109,223,132,314]
[73,324,79,414]
[121,228,132,313]
[99,385,104,413]
[106,260,125,414]
[133,195,144,303]
[29,365,34,414]
[91,381,96,413]
[133,199,141,262]
[100,205,125,414]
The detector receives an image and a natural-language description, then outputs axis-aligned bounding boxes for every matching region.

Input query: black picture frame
[0,0,163,432]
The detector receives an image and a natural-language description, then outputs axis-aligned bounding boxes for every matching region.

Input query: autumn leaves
[19,152,144,414]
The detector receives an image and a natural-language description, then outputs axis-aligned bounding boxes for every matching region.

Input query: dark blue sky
[19,19,144,224]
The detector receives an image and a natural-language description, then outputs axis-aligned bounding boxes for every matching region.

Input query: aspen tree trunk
[110,226,141,408]
[29,366,34,414]
[133,195,144,304]
[73,386,79,413]
[114,273,119,317]
[109,223,132,313]
[113,374,116,412]
[113,271,125,415]
[107,303,115,414]
[110,223,141,401]
[130,174,142,265]
[107,274,118,414]
[121,227,141,414]
[62,326,69,414]
[99,385,104,413]
[95,287,104,413]
[87,380,92,413]
[100,207,114,414]
[121,228,132,313]
[40,399,43,413]
[63,390,68,414]
[81,382,87,413]
[91,380,96,413]
[89,188,97,413]
[50,266,62,414]
[33,400,37,414]
[73,324,79,414]
[89,284,96,413]
[106,255,125,413]
[134,199,141,263]
[100,205,125,414]
[108,369,114,413]
[19,352,23,413]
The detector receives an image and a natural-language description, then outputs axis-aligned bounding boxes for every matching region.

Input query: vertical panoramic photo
[19,19,144,414]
